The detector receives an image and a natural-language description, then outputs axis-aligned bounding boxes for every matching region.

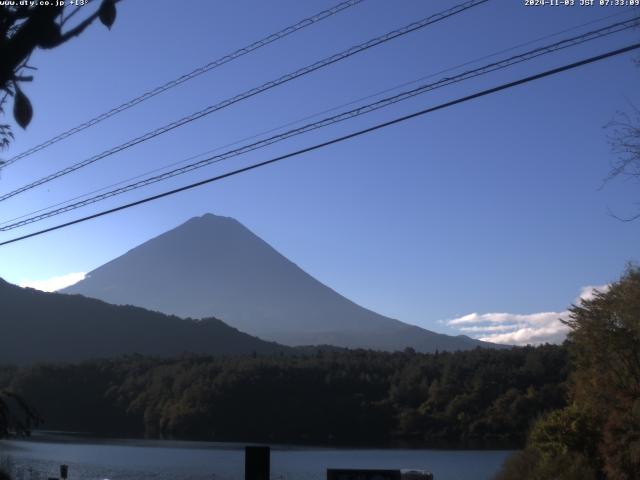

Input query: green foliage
[494,448,597,480]
[528,403,601,461]
[600,396,640,480]
[496,266,640,479]
[0,345,568,446]
[565,267,640,409]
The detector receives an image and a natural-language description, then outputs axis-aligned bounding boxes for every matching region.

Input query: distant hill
[0,278,289,365]
[63,213,501,353]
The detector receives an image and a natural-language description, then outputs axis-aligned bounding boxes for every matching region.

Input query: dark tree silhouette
[0,389,40,438]
[0,0,119,149]
[607,105,640,220]
[0,344,569,447]
[605,59,640,221]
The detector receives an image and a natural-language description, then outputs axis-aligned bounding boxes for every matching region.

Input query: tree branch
[57,0,121,45]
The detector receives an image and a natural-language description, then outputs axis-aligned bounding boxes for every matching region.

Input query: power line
[1,0,366,167]
[1,15,638,232]
[2,41,638,248]
[3,7,633,229]
[0,0,489,203]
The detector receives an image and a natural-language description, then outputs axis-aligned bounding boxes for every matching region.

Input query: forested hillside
[0,278,290,364]
[0,345,568,447]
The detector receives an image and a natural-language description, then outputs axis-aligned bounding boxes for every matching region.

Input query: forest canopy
[0,344,568,447]
[496,266,640,479]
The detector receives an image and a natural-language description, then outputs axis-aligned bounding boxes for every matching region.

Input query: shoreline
[4,431,520,453]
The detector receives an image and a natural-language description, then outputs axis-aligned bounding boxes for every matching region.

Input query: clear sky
[0,0,638,343]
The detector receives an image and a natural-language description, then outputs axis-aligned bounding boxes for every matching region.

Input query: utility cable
[1,41,638,247]
[0,0,489,202]
[1,0,366,167]
[1,16,637,232]
[2,6,633,228]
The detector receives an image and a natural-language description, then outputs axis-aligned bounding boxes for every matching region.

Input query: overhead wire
[1,15,638,232]
[1,41,638,247]
[1,0,366,167]
[2,5,634,229]
[0,0,489,202]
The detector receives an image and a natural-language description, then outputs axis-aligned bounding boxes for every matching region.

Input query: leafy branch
[0,0,120,148]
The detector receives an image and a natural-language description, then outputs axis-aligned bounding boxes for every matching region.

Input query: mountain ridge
[0,278,290,365]
[63,213,502,352]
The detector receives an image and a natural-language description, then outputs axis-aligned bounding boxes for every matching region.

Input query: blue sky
[0,0,638,342]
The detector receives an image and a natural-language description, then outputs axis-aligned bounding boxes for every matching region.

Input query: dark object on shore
[328,469,401,480]
[245,446,270,480]
[60,465,68,480]
[401,470,434,480]
[327,469,434,480]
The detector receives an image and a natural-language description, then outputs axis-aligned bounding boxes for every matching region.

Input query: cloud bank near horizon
[444,284,609,345]
[20,272,86,292]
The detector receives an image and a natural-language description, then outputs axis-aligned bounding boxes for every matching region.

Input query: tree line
[0,343,568,448]
[4,265,637,475]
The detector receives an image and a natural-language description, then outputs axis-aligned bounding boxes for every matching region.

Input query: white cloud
[478,314,571,345]
[577,284,609,303]
[446,311,570,346]
[458,324,520,333]
[19,272,86,292]
[444,284,610,346]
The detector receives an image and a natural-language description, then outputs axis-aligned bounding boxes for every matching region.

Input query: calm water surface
[0,436,512,480]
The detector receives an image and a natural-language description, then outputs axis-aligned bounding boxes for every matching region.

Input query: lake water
[0,436,512,480]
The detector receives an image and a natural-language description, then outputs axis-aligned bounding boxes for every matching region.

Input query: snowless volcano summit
[63,214,496,352]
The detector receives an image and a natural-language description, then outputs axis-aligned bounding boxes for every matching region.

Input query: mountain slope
[0,278,290,365]
[63,214,498,352]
